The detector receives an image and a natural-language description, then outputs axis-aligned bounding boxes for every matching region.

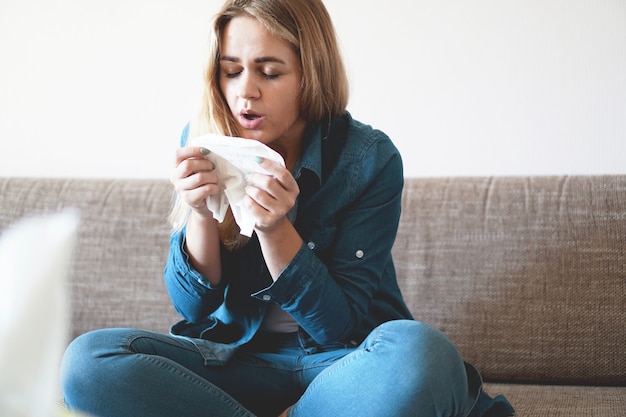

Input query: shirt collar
[294,121,324,186]
[294,112,350,193]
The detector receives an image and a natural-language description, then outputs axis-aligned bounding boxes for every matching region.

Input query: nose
[237,72,260,100]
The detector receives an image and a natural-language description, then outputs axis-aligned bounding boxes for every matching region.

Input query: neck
[270,119,306,170]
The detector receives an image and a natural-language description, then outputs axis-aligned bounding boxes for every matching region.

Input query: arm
[170,146,222,285]
[244,156,302,279]
[164,145,225,322]
[254,140,404,344]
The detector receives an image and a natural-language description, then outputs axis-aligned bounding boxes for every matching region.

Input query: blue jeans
[61,320,475,417]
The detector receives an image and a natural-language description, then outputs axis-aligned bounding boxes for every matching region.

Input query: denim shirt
[164,112,413,361]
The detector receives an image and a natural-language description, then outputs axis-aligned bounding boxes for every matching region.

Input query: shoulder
[322,112,403,199]
[341,112,403,178]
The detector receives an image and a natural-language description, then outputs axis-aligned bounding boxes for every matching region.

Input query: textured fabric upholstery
[1,175,624,415]
[483,383,626,417]
[393,176,625,385]
[0,178,179,337]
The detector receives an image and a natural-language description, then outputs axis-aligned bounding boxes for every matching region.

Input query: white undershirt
[260,304,299,333]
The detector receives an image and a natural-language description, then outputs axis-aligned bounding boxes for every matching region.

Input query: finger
[243,194,285,232]
[176,170,219,192]
[245,179,297,221]
[174,146,211,167]
[177,158,216,178]
[247,175,297,210]
[176,175,220,209]
[180,188,209,209]
[173,152,216,183]
[254,157,298,191]
[245,183,275,210]
[171,155,219,199]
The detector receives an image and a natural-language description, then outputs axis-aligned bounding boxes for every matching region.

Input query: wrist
[189,207,217,224]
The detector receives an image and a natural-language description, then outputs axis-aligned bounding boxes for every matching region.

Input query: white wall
[1,0,624,179]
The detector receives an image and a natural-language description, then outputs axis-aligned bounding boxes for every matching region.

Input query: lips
[239,109,265,130]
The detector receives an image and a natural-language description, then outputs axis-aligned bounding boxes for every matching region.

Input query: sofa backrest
[1,176,624,386]
[393,176,625,385]
[0,178,179,340]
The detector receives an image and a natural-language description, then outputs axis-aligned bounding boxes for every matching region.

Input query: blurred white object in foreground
[0,210,79,417]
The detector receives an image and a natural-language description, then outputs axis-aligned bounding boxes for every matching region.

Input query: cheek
[219,79,236,106]
[275,87,301,116]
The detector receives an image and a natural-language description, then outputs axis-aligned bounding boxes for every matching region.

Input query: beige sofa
[1,175,624,416]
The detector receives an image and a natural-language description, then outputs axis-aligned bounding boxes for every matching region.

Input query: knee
[62,330,99,378]
[374,320,458,356]
[62,329,117,370]
[370,320,469,413]
[61,331,99,402]
[371,320,467,387]
[60,329,130,397]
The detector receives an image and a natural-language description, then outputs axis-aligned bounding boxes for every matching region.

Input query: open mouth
[239,110,264,129]
[242,110,262,120]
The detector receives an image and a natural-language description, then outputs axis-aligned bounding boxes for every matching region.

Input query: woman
[62,1,508,416]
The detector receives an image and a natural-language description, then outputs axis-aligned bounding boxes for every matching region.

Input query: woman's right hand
[170,147,219,217]
[171,146,223,284]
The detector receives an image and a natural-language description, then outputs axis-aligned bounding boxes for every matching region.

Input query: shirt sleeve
[163,123,229,323]
[163,229,227,323]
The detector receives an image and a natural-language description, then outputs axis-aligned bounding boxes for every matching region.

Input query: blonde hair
[169,0,349,250]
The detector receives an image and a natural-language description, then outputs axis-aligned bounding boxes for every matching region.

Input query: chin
[240,130,271,144]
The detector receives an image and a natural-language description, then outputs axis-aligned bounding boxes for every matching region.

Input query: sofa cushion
[483,383,626,417]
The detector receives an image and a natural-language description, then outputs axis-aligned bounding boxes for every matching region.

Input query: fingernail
[200,147,210,155]
[255,156,264,164]
[211,161,216,170]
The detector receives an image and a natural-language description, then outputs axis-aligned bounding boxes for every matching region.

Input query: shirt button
[307,241,316,250]
[355,250,364,259]
[262,294,271,301]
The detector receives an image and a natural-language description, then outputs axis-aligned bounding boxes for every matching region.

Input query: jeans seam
[125,332,202,356]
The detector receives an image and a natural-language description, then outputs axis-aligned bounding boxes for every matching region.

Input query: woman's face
[219,16,306,150]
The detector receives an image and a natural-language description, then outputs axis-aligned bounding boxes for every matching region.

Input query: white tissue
[0,210,79,417]
[189,134,286,237]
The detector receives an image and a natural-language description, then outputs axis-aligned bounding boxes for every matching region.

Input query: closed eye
[221,70,278,80]
[262,72,280,80]
[224,70,242,79]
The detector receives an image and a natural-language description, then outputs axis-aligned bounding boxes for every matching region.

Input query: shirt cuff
[251,241,323,304]
[169,230,225,290]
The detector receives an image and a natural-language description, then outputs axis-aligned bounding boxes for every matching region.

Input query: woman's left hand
[245,157,299,233]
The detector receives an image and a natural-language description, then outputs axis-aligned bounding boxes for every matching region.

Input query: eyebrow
[220,55,287,65]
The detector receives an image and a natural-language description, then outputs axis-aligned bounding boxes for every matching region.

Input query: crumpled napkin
[189,133,285,237]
